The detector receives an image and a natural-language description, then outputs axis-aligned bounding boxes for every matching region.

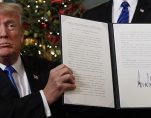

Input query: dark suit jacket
[83,0,151,23]
[0,55,65,118]
[67,0,151,118]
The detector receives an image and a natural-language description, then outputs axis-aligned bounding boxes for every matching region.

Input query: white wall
[83,0,110,9]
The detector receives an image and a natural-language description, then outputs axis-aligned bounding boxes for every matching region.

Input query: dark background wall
[83,0,109,9]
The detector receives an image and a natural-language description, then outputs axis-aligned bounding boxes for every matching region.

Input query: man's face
[0,12,24,59]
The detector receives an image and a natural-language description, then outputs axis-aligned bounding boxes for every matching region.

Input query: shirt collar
[113,0,138,9]
[0,56,22,73]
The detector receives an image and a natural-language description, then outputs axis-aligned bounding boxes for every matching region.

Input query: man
[0,2,75,118]
[76,0,151,117]
[83,0,151,23]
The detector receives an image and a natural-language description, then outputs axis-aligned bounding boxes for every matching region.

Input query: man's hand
[43,64,76,105]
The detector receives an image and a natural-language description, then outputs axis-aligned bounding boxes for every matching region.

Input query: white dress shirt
[0,56,51,117]
[112,0,138,23]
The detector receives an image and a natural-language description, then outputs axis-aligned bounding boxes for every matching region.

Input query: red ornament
[51,35,60,45]
[59,9,65,15]
[39,22,49,29]
[45,33,52,41]
[51,0,62,4]
[23,22,30,30]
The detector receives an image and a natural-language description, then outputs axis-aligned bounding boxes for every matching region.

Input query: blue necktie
[4,66,19,93]
[117,1,130,23]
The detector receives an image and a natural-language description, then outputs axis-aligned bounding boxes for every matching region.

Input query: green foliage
[16,0,84,61]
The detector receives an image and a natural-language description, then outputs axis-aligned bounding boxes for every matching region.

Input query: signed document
[61,15,151,108]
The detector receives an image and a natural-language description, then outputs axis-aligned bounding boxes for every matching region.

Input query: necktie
[4,66,19,94]
[117,1,130,23]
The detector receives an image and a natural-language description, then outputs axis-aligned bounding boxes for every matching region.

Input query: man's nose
[0,24,7,38]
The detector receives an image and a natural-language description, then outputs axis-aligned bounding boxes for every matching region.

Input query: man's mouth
[0,43,12,48]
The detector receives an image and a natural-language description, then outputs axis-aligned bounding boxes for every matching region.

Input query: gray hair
[0,2,23,24]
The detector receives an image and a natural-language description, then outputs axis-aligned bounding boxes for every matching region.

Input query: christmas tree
[16,0,84,62]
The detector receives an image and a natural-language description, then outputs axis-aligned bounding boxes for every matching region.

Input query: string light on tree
[16,0,85,61]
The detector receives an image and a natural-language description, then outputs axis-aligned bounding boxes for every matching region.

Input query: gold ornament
[24,30,29,36]
[40,47,53,61]
[37,0,43,3]
[41,44,46,50]
[24,38,37,46]
[47,10,51,17]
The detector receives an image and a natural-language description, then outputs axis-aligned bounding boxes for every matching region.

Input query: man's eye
[7,24,16,30]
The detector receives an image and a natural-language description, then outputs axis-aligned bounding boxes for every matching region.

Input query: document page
[61,15,114,107]
[113,24,151,107]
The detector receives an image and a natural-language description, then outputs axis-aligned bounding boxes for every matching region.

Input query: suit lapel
[106,0,112,23]
[101,0,112,23]
[21,56,44,93]
[132,0,151,23]
[21,55,56,94]
[25,68,42,92]
[0,68,19,99]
